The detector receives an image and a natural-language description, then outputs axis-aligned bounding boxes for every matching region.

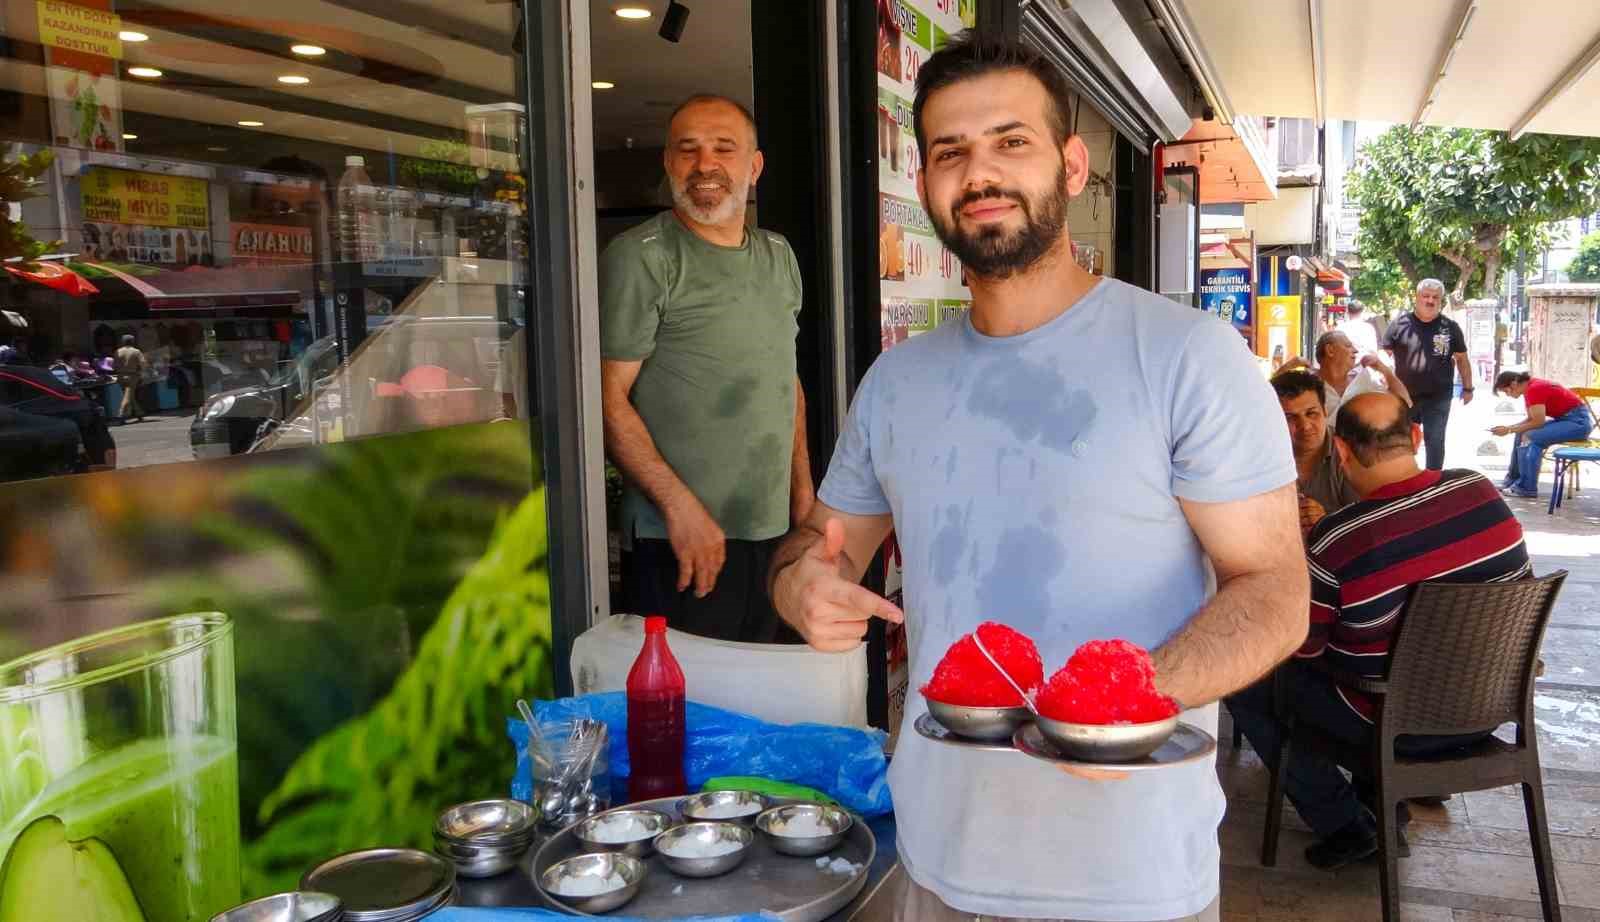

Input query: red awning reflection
[5,261,100,296]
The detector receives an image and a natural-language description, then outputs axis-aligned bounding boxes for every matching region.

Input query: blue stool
[1548,445,1600,514]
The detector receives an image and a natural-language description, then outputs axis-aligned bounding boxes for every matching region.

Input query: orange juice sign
[81,167,209,229]
[36,1,123,59]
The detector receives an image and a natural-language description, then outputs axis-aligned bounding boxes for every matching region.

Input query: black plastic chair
[1260,571,1568,922]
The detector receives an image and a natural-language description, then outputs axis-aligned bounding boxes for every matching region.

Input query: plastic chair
[1551,388,1600,500]
[1261,572,1568,922]
[1546,388,1600,513]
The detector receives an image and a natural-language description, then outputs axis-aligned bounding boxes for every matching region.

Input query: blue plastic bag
[508,693,892,817]
[430,910,774,922]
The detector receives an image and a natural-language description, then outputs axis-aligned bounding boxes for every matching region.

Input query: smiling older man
[1381,279,1473,469]
[599,94,813,643]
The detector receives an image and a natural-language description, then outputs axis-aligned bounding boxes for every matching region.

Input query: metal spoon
[518,699,567,820]
[972,633,1041,717]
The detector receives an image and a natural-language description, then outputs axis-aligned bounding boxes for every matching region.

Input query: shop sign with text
[81,167,210,229]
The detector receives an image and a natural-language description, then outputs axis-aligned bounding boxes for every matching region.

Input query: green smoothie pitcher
[0,613,241,922]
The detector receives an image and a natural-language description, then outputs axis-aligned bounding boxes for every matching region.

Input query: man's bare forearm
[790,381,815,519]
[1151,568,1309,708]
[1376,364,1412,406]
[602,400,694,514]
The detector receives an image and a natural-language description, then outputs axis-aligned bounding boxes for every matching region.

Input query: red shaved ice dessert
[1037,638,1179,725]
[920,622,1043,707]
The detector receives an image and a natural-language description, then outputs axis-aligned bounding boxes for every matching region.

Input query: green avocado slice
[0,816,148,922]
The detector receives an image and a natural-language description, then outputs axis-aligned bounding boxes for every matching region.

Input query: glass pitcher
[0,613,240,922]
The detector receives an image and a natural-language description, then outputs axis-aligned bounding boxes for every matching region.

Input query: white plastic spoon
[972,633,1041,717]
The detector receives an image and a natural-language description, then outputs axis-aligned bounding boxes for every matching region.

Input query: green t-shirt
[600,211,801,542]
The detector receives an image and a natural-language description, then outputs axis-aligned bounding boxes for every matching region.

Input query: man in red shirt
[1492,371,1595,499]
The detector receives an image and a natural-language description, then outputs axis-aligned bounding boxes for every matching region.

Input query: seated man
[1271,370,1360,536]
[1227,392,1531,870]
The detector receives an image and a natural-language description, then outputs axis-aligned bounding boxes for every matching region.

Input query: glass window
[0,0,534,477]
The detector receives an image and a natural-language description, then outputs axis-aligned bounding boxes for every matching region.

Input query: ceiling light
[122,133,137,140]
[290,44,326,56]
[237,120,264,127]
[592,81,615,90]
[615,6,651,18]
[128,66,163,78]
[119,30,149,43]
[277,75,310,85]
[207,146,227,152]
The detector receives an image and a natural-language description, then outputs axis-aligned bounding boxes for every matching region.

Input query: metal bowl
[432,833,532,878]
[540,851,646,914]
[209,892,342,922]
[653,821,754,878]
[677,789,771,826]
[1034,713,1180,763]
[573,807,673,858]
[924,698,1033,742]
[434,798,537,844]
[755,803,853,857]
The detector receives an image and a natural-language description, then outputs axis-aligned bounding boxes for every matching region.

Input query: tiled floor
[1215,396,1600,921]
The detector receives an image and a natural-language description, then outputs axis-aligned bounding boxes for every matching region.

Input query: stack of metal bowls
[301,848,455,922]
[433,799,538,878]
[208,892,342,922]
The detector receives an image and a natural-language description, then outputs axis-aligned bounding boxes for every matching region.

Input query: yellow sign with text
[36,1,122,59]
[81,167,210,229]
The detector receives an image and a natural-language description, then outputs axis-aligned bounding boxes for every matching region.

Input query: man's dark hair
[1494,370,1532,395]
[1346,300,1365,317]
[1270,369,1325,409]
[1334,393,1413,466]
[912,30,1073,160]
[667,94,758,145]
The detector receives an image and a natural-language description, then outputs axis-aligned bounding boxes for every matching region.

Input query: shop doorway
[584,0,842,615]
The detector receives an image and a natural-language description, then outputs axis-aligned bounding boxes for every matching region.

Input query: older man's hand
[1298,494,1327,535]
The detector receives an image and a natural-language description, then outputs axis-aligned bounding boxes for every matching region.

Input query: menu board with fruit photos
[874,0,975,747]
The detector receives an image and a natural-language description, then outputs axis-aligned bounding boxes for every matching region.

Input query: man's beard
[671,169,748,226]
[928,159,1069,280]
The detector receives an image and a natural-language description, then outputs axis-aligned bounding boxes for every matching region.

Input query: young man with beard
[768,33,1306,922]
[600,94,814,642]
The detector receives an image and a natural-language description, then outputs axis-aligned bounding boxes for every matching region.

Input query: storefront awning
[77,263,305,312]
[4,261,99,297]
[1162,116,1278,203]
[1021,0,1195,145]
[1172,0,1600,139]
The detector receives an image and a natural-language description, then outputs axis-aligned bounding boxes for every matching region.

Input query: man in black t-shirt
[1380,278,1473,469]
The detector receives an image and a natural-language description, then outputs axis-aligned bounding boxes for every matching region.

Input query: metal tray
[1013,722,1217,772]
[912,712,1017,752]
[531,797,874,920]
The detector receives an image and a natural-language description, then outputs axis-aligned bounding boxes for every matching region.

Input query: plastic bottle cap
[644,616,668,635]
[345,155,365,167]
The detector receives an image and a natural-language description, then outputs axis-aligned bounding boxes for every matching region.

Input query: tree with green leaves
[0,145,57,261]
[1569,230,1600,282]
[1350,253,1410,313]
[1348,126,1600,304]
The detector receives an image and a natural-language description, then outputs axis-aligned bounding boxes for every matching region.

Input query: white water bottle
[336,155,381,263]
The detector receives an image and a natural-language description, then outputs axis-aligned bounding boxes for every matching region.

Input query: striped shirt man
[1298,468,1531,721]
